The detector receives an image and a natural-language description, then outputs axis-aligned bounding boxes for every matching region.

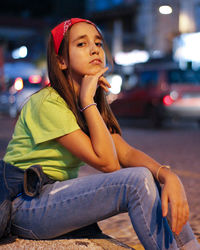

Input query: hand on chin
[85,66,105,76]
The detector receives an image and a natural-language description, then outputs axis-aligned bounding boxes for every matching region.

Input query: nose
[89,42,99,55]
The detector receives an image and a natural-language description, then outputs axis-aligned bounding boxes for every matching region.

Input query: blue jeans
[11,167,195,249]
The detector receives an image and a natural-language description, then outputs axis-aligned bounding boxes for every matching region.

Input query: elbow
[101,159,121,173]
[90,154,121,173]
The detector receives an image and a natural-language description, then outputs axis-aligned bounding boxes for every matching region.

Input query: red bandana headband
[51,18,95,54]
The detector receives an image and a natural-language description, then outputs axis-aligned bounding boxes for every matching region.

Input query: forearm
[111,135,189,235]
[111,133,170,181]
[79,69,120,171]
[81,101,120,171]
[122,147,162,178]
[120,145,174,184]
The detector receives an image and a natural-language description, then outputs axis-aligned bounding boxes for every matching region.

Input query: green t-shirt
[4,87,84,181]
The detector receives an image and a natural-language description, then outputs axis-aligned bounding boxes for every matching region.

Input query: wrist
[80,103,97,112]
[156,165,171,183]
[80,98,94,108]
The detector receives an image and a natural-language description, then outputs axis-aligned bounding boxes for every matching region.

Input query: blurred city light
[170,91,179,101]
[12,46,28,59]
[14,77,23,91]
[179,2,195,33]
[106,74,122,94]
[29,75,42,84]
[9,77,24,95]
[159,5,173,15]
[173,32,200,63]
[163,95,174,106]
[115,50,149,66]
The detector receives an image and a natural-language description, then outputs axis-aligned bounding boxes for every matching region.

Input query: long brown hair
[47,23,121,135]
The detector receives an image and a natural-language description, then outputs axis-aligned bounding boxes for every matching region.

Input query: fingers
[98,76,111,92]
[80,67,110,102]
[161,189,168,217]
[83,67,108,81]
[171,203,178,233]
[95,67,109,78]
[171,200,189,235]
[161,180,189,235]
[96,67,110,92]
[82,67,110,92]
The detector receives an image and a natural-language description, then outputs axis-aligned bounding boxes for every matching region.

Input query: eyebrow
[72,34,102,43]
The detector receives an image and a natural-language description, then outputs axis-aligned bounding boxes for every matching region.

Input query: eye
[77,42,86,47]
[95,42,103,47]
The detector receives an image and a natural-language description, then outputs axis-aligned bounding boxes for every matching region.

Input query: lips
[90,59,102,64]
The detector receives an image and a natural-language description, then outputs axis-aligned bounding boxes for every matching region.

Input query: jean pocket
[11,224,39,240]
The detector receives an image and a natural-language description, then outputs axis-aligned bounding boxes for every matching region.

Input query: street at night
[1,114,200,247]
[1,0,200,249]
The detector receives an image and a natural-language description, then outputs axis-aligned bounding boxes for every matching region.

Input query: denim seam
[18,185,118,211]
[12,223,40,239]
[3,161,12,193]
[173,230,195,248]
[20,183,129,210]
[174,232,184,247]
[126,183,161,250]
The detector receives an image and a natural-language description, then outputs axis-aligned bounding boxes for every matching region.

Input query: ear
[57,56,68,70]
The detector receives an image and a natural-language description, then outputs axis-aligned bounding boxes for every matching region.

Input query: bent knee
[139,167,154,181]
[125,167,156,189]
[118,167,158,200]
[121,167,154,182]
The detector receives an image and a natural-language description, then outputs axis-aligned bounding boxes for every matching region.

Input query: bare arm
[111,133,161,178]
[111,133,189,235]
[57,128,120,172]
[57,68,120,173]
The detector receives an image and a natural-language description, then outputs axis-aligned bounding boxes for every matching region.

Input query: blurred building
[86,0,200,59]
[1,0,200,62]
[0,0,86,89]
[194,0,200,31]
[0,0,200,89]
[0,0,87,61]
[85,0,140,56]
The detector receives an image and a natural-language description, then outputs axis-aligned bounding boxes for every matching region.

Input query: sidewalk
[0,238,137,250]
[0,224,137,250]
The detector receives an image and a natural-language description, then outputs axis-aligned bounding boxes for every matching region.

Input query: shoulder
[18,87,79,144]
[20,86,73,123]
[32,87,63,102]
[27,86,68,110]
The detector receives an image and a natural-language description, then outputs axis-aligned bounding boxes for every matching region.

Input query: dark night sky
[1,1,54,18]
[0,0,87,61]
[0,0,86,20]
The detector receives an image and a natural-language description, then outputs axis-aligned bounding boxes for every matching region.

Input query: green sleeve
[25,91,80,144]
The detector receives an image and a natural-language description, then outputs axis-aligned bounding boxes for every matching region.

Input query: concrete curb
[0,224,135,249]
[0,236,135,249]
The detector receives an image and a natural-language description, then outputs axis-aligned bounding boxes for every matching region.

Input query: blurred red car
[0,75,48,118]
[110,62,200,127]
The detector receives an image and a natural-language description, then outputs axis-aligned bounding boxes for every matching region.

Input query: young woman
[3,18,200,249]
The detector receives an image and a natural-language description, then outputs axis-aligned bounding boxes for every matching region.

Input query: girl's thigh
[11,167,155,240]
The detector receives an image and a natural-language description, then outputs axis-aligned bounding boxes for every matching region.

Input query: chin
[88,67,104,75]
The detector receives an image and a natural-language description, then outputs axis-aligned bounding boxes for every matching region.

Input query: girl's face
[66,22,106,84]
